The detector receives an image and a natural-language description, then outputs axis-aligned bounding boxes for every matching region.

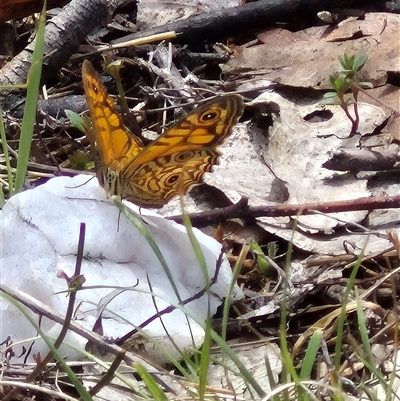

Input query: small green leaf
[66,109,85,132]
[267,241,278,260]
[68,150,93,170]
[353,54,368,72]
[329,74,338,88]
[250,240,275,275]
[320,96,340,105]
[323,91,339,99]
[358,81,373,89]
[331,76,349,94]
[339,53,355,70]
[106,59,124,75]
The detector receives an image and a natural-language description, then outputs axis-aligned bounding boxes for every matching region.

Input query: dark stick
[168,195,400,226]
[111,0,374,47]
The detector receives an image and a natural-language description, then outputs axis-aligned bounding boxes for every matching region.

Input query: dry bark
[0,0,109,87]
[0,0,70,24]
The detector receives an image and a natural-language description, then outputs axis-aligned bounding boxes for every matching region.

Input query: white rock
[0,175,242,364]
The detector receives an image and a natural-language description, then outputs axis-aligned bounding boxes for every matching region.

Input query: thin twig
[89,350,126,396]
[25,223,86,381]
[115,252,226,346]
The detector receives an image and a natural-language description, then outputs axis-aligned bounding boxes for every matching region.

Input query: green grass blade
[182,213,209,284]
[180,214,212,398]
[299,329,323,380]
[135,363,168,401]
[114,199,182,300]
[221,244,248,342]
[334,253,363,369]
[355,288,389,393]
[0,107,12,203]
[210,328,266,397]
[198,313,212,400]
[14,1,46,193]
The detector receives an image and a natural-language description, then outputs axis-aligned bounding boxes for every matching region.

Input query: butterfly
[81,60,244,207]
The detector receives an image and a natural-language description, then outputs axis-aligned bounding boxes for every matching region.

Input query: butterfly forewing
[82,60,143,172]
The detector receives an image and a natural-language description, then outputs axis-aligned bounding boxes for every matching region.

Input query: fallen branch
[111,0,373,47]
[168,195,400,226]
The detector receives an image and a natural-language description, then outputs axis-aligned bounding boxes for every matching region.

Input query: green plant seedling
[250,240,279,276]
[322,53,373,136]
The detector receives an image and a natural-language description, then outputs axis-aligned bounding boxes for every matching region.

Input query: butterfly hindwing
[121,148,220,205]
[127,95,244,167]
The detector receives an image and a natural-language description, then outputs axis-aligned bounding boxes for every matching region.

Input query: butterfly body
[82,60,243,206]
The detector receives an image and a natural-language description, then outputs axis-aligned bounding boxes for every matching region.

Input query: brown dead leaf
[224,12,399,90]
[357,84,400,142]
[325,13,388,41]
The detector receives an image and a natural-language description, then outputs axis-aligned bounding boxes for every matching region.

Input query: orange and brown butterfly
[81,59,244,206]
